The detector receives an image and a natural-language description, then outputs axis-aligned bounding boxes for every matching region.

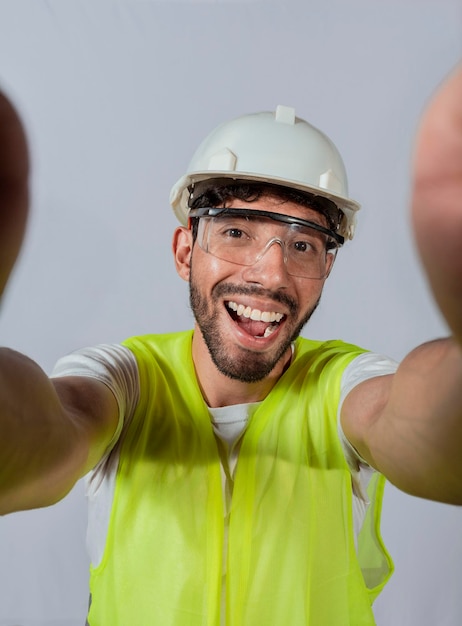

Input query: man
[0,62,461,625]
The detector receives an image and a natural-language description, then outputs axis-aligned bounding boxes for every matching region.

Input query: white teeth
[263,325,276,338]
[227,301,284,323]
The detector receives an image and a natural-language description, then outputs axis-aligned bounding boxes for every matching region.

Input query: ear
[172,226,193,281]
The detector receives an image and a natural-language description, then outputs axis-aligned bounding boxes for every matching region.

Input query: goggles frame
[188,206,345,247]
[188,206,340,279]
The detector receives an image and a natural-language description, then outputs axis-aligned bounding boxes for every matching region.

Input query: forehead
[225,195,328,226]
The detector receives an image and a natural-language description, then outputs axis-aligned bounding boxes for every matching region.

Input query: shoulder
[122,330,193,355]
[340,352,399,402]
[51,343,137,378]
[293,338,369,388]
[52,343,140,453]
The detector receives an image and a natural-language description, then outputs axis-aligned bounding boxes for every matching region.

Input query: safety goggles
[189,207,343,279]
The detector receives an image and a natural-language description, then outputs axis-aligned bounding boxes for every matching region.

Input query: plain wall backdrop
[0,1,461,624]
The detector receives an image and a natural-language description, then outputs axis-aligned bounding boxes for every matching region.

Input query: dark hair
[187,179,343,241]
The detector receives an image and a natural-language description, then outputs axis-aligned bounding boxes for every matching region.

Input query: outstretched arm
[342,62,462,505]
[0,351,119,514]
[0,91,119,515]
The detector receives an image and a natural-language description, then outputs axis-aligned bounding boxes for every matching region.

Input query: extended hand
[0,91,29,299]
[412,62,462,343]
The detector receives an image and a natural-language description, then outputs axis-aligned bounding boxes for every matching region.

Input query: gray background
[0,1,461,624]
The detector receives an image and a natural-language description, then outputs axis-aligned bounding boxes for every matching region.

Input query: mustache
[212,282,298,315]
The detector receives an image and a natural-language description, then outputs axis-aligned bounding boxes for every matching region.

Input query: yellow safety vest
[87,331,393,625]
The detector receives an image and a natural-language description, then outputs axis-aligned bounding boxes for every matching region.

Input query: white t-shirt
[52,344,398,566]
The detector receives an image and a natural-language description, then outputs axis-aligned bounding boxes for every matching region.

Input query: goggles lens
[189,207,340,279]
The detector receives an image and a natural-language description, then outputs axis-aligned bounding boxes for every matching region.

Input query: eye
[292,240,315,254]
[224,228,244,239]
[214,218,254,243]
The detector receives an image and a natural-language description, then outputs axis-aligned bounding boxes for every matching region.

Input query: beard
[189,275,320,384]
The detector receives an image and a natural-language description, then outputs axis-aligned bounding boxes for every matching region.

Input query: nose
[241,238,289,287]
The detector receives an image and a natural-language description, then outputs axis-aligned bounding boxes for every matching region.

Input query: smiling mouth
[226,300,286,338]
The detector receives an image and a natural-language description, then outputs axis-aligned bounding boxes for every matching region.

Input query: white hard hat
[170,105,360,240]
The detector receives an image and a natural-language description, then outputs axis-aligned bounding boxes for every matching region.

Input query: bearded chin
[189,279,320,384]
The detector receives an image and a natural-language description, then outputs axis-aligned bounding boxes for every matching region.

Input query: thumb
[411,62,462,341]
[0,90,29,299]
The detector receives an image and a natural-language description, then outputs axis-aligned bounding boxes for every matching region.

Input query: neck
[191,326,292,408]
